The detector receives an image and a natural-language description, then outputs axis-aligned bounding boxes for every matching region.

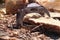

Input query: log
[24,13,60,34]
[28,17,60,34]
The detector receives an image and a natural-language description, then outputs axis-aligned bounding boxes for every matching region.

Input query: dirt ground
[0,2,60,40]
[0,9,60,40]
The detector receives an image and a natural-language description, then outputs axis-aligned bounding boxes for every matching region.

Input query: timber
[24,13,60,34]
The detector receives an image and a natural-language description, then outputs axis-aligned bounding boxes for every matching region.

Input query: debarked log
[24,17,60,34]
